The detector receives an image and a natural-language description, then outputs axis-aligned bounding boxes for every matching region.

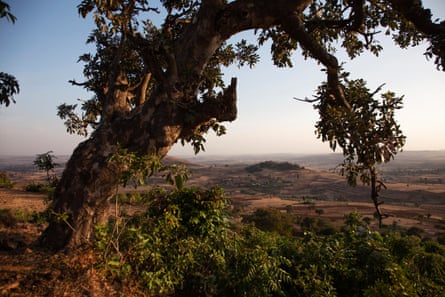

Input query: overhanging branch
[179,77,237,139]
[280,13,351,109]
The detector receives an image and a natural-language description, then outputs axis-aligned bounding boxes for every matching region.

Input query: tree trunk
[40,80,237,250]
[370,168,383,228]
[39,129,181,250]
[39,89,182,250]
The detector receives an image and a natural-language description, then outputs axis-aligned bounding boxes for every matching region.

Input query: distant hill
[245,161,303,173]
[175,150,445,171]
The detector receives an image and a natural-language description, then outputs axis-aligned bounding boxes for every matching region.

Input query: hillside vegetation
[245,161,303,173]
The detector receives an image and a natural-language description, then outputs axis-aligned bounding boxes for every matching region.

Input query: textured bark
[370,168,383,228]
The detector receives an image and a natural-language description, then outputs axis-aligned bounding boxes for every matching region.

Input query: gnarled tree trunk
[40,79,237,250]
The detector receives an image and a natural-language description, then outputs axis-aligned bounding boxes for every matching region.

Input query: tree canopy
[60,0,444,146]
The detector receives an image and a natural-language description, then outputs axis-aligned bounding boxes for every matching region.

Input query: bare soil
[0,154,444,296]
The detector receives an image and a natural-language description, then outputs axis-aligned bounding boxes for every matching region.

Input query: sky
[0,0,444,157]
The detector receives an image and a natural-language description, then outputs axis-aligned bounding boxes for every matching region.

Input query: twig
[293,97,320,103]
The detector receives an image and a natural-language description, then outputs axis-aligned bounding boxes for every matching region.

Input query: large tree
[40,0,444,250]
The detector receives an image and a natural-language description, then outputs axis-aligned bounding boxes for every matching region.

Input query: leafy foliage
[315,75,405,226]
[0,2,19,107]
[315,76,405,168]
[0,0,16,23]
[109,147,189,189]
[0,72,19,107]
[242,207,296,236]
[33,151,58,185]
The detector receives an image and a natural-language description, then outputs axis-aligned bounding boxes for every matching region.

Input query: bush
[24,182,54,194]
[406,226,424,237]
[0,172,14,189]
[242,207,296,236]
[97,187,293,297]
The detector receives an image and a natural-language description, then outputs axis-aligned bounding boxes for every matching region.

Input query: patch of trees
[245,161,303,173]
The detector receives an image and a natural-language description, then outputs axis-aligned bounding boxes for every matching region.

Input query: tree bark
[370,167,383,228]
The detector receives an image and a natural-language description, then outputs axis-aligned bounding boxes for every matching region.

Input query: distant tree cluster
[245,161,302,173]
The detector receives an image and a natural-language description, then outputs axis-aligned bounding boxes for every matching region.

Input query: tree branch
[196,77,237,122]
[180,77,237,139]
[280,13,351,109]
[389,0,445,69]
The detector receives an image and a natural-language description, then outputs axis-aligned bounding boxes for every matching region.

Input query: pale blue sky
[0,0,444,157]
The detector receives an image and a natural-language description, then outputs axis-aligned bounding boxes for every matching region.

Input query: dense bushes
[96,186,445,297]
[242,207,296,236]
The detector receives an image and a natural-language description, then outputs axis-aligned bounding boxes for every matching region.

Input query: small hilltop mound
[245,161,303,173]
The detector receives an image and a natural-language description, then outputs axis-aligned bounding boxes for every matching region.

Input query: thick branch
[194,77,237,122]
[180,77,237,139]
[350,0,365,31]
[128,33,167,84]
[280,13,351,109]
[389,0,445,69]
[389,0,440,35]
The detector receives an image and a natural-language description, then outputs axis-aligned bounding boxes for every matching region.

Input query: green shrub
[242,207,296,236]
[97,187,293,297]
[24,182,54,194]
[0,172,14,189]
